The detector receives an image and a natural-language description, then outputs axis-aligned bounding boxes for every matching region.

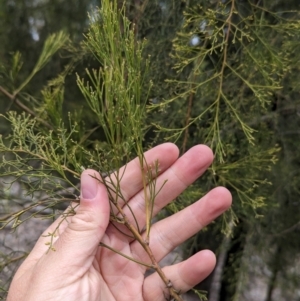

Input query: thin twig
[182,91,194,153]
[99,242,154,268]
[0,85,53,130]
[113,201,183,301]
[95,171,184,301]
[0,254,27,270]
[272,220,300,237]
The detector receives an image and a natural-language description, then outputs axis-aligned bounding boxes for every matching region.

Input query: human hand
[7,143,231,301]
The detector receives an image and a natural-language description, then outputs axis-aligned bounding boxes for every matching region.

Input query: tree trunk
[208,222,234,301]
[265,245,281,301]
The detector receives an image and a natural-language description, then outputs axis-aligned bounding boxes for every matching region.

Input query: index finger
[103,143,179,209]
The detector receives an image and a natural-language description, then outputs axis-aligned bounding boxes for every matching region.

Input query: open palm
[7,143,231,301]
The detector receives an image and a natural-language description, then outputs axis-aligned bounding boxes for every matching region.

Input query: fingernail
[81,172,98,200]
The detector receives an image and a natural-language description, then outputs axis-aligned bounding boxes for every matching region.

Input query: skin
[7,143,232,301]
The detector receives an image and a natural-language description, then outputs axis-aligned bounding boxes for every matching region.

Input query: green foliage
[150,1,292,156]
[14,31,69,95]
[0,0,153,228]
[145,0,290,229]
[77,0,150,168]
[0,1,178,300]
[140,0,300,299]
[1,0,300,300]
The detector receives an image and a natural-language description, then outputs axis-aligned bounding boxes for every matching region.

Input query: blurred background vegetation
[1,0,300,300]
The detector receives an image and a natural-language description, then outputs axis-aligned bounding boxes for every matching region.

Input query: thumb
[47,169,110,267]
[76,168,110,240]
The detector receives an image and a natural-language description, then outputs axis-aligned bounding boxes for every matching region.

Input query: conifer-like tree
[1,0,300,300]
